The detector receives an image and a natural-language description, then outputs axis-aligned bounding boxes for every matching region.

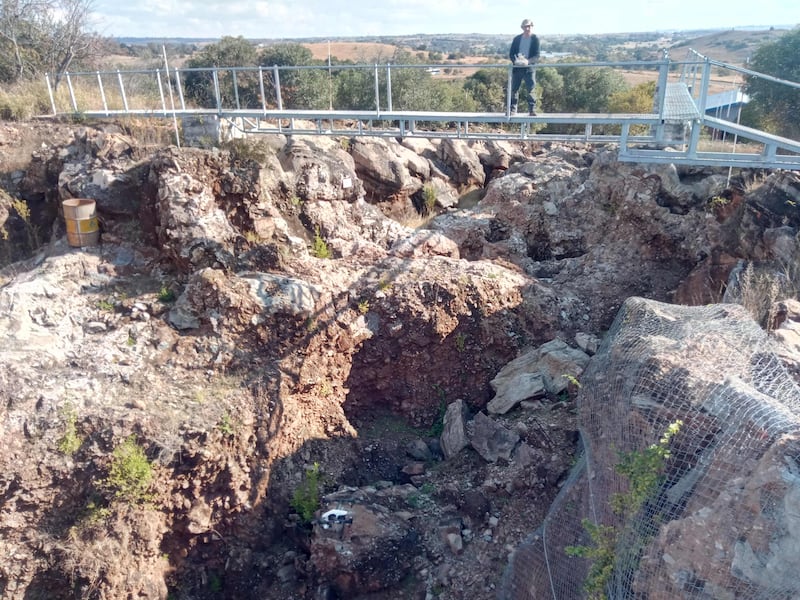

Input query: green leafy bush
[56,403,81,455]
[566,420,683,599]
[311,227,331,259]
[291,462,321,523]
[106,435,153,503]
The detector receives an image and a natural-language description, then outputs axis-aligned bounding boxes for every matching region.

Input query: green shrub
[222,138,271,163]
[56,402,81,455]
[311,226,331,259]
[291,462,321,523]
[106,435,153,503]
[422,184,437,214]
[157,285,176,303]
[566,420,683,599]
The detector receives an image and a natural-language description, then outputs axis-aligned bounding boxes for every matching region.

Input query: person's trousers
[510,67,536,111]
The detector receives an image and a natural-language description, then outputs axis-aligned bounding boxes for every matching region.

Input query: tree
[183,36,260,109]
[0,0,101,87]
[742,28,800,140]
[259,43,327,109]
[608,81,657,134]
[535,66,565,113]
[40,0,103,88]
[560,65,626,112]
[463,68,507,112]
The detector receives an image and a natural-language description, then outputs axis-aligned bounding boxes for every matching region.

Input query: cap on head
[521,19,533,28]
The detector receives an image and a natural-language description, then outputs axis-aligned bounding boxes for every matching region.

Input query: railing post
[653,51,670,143]
[175,68,186,110]
[506,64,513,116]
[258,66,267,113]
[96,71,108,114]
[232,69,241,110]
[374,64,380,114]
[655,52,669,120]
[273,65,283,110]
[684,56,713,159]
[156,69,167,114]
[117,70,129,111]
[66,72,77,112]
[212,69,222,113]
[386,63,392,112]
[45,73,56,115]
[696,57,711,115]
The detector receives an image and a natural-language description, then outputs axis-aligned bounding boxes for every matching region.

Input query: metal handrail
[41,53,800,170]
[48,58,686,117]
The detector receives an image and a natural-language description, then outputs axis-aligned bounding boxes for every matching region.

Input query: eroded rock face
[309,504,419,596]
[2,121,800,600]
[503,298,800,600]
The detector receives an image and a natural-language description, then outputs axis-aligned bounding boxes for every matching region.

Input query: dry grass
[0,80,53,120]
[305,42,404,62]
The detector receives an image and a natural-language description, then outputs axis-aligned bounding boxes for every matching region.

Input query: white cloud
[91,0,799,39]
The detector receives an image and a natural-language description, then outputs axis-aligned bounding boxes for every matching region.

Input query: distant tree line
[181,36,652,131]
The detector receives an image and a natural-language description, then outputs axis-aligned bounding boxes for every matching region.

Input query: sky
[91,0,799,40]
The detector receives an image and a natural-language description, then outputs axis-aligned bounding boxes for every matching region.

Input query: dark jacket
[509,33,540,64]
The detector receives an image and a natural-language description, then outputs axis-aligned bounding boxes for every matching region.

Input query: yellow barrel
[62,199,100,247]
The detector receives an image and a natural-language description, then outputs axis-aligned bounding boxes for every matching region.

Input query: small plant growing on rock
[222,138,270,163]
[311,226,331,259]
[454,332,467,353]
[291,462,321,523]
[96,298,115,311]
[565,420,683,600]
[56,402,81,455]
[422,184,437,214]
[11,198,40,252]
[105,435,153,504]
[157,285,176,303]
[358,299,370,314]
[217,412,234,436]
[426,385,448,438]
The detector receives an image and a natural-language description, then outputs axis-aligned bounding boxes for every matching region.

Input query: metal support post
[212,69,222,113]
[117,70,129,111]
[232,70,241,109]
[96,72,108,114]
[258,67,267,113]
[374,64,380,114]
[386,64,392,112]
[273,66,283,110]
[66,73,77,112]
[45,73,56,115]
[156,69,167,114]
[506,65,513,116]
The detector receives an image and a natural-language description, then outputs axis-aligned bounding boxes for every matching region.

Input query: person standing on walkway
[508,18,541,115]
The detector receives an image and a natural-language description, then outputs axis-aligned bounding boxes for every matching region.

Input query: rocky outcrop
[3,120,800,600]
[503,297,800,599]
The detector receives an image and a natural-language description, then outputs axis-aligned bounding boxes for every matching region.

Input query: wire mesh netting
[500,296,800,600]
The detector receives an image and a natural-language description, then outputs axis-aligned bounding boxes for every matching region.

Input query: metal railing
[41,52,800,170]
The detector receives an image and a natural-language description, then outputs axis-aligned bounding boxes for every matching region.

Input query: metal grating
[662,82,701,121]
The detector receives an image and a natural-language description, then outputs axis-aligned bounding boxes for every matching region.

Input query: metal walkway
[43,50,800,170]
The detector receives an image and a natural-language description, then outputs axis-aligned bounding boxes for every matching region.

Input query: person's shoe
[529,109,538,116]
[510,106,518,116]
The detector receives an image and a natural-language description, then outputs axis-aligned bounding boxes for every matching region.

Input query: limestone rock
[441,399,470,460]
[469,412,520,463]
